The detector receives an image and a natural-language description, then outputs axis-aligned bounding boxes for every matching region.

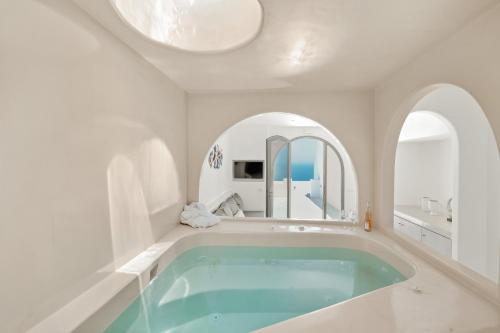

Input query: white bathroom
[3,1,500,333]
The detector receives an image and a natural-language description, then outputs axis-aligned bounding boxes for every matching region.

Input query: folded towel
[180,202,220,228]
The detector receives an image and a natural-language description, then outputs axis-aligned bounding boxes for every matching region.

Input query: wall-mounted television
[233,160,264,180]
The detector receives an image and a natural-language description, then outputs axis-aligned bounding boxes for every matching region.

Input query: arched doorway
[389,84,500,282]
[394,111,458,258]
[198,112,358,221]
[266,135,345,220]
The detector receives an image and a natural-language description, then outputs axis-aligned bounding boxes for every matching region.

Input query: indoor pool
[105,246,406,333]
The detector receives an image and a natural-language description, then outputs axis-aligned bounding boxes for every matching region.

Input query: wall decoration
[208,144,223,169]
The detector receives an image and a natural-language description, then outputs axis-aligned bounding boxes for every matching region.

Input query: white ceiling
[73,0,499,92]
[399,111,451,142]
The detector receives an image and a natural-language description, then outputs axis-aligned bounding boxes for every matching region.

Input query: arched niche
[383,84,500,282]
[198,112,359,221]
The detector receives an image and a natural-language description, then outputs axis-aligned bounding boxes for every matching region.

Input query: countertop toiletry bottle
[364,202,372,232]
[420,197,430,211]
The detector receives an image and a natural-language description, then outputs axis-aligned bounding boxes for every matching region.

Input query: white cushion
[234,209,245,218]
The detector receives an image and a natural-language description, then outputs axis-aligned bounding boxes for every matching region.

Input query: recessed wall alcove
[385,84,500,282]
[198,112,359,221]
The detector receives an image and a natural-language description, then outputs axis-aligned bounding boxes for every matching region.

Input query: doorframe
[266,135,345,219]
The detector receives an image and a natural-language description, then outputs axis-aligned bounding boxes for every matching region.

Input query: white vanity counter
[394,205,452,257]
[394,205,452,238]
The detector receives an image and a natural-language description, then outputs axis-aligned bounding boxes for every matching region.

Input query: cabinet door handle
[422,233,427,237]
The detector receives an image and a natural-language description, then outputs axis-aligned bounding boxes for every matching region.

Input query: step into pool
[105,246,406,333]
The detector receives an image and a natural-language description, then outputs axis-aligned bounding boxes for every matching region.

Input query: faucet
[446,198,453,222]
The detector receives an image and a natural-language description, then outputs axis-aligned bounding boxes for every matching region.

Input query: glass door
[290,137,325,219]
[266,136,289,218]
[266,136,345,220]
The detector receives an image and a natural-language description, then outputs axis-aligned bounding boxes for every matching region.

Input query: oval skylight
[111,0,263,53]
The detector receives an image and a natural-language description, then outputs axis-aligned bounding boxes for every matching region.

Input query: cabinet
[394,216,422,241]
[421,229,452,257]
[394,215,452,257]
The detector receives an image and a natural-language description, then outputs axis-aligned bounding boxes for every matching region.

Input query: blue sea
[273,162,314,181]
[291,163,314,181]
[272,138,319,181]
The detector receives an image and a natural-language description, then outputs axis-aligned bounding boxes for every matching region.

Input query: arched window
[266,135,345,219]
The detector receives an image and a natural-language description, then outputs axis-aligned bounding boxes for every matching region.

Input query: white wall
[198,131,232,210]
[226,124,267,212]
[198,122,268,212]
[395,139,453,209]
[189,93,372,217]
[374,3,500,284]
[0,1,187,332]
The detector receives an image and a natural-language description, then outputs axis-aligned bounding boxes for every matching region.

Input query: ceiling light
[289,39,314,65]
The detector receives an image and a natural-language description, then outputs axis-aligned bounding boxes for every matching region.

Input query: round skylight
[111,0,263,53]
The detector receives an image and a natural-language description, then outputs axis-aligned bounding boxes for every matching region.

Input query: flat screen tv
[233,161,264,180]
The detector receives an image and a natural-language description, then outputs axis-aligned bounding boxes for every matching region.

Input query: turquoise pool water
[105,246,405,333]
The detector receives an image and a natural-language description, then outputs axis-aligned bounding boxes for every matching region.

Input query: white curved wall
[198,130,232,209]
[398,111,452,142]
[395,137,454,208]
[0,1,186,331]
